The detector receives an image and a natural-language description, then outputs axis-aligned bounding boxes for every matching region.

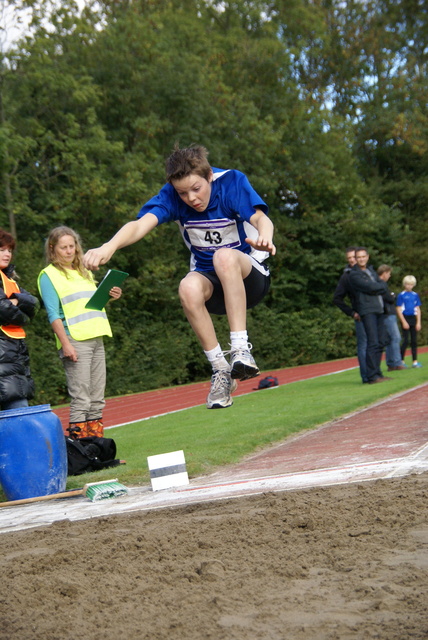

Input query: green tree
[1,0,426,404]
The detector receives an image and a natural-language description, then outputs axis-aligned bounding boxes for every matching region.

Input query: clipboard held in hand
[85,269,129,310]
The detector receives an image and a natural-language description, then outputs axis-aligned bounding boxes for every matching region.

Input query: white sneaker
[206,370,237,409]
[230,344,260,380]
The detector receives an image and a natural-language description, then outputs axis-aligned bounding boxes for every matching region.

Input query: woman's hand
[109,286,122,300]
[62,342,78,362]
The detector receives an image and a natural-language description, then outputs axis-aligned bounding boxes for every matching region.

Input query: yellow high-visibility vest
[0,270,26,338]
[38,265,112,349]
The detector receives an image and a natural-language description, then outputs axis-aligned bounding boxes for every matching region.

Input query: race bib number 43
[184,218,241,251]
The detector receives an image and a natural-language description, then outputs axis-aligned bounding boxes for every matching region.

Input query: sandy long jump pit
[0,473,427,640]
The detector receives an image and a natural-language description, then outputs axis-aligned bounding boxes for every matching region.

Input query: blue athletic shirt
[137,168,269,272]
[396,290,422,316]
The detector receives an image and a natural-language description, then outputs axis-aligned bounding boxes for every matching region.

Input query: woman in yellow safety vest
[38,226,122,439]
[0,229,38,411]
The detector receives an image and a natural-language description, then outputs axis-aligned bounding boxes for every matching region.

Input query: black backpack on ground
[254,376,279,390]
[65,436,122,476]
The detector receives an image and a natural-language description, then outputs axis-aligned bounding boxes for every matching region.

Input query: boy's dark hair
[377,264,392,276]
[355,246,368,254]
[166,144,212,182]
[345,246,357,253]
[0,229,16,251]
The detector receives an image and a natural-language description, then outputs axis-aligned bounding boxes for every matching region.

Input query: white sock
[230,331,248,350]
[204,344,229,371]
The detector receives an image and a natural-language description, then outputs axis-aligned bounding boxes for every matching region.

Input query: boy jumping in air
[84,145,276,409]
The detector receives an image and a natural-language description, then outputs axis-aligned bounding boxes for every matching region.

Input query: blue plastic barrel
[0,404,67,501]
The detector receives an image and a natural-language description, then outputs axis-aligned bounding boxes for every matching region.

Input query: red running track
[52,356,363,432]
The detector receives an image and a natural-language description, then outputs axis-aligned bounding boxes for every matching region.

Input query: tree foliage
[0,0,426,404]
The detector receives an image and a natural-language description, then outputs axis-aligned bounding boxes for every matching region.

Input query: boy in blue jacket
[396,275,422,368]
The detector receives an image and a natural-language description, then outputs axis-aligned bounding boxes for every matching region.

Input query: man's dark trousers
[354,319,368,383]
[361,312,386,382]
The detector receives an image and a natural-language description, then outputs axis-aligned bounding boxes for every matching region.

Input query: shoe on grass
[369,376,392,384]
[206,370,237,409]
[412,362,422,368]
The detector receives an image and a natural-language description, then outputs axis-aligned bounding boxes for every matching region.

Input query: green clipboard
[85,269,129,310]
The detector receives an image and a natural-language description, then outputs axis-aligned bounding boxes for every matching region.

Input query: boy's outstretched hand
[247,209,276,255]
[84,245,114,270]
[245,236,276,256]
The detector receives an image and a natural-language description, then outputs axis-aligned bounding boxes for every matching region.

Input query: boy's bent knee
[213,248,239,270]
[179,273,211,305]
[213,248,251,278]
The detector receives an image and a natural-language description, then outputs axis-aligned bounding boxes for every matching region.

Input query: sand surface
[1,472,427,639]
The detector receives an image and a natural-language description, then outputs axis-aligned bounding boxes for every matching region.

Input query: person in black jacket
[333,247,368,383]
[377,264,406,371]
[348,247,390,384]
[0,229,38,410]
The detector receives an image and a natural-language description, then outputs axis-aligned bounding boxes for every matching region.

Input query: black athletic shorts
[201,260,271,316]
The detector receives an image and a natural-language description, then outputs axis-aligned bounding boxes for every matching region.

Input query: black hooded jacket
[348,264,388,317]
[0,264,38,405]
[333,265,359,318]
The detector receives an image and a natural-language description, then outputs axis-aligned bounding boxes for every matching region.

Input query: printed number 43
[204,231,222,245]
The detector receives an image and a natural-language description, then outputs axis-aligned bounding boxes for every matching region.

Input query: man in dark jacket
[333,247,368,383]
[348,247,390,384]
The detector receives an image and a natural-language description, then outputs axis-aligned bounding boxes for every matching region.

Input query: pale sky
[1,1,87,51]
